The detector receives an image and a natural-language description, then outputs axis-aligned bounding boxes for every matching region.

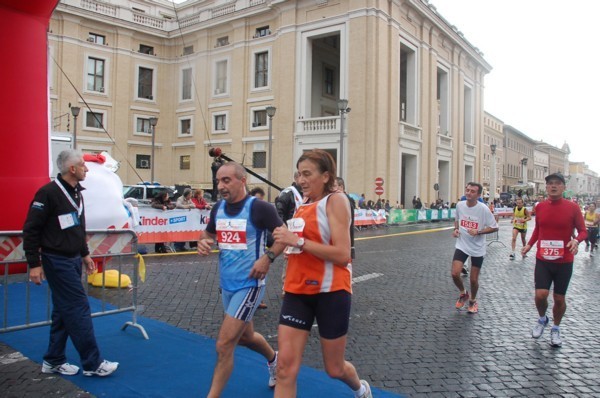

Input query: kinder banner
[354,209,387,226]
[136,208,211,244]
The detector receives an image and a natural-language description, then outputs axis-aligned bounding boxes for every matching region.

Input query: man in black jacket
[23,149,118,377]
[335,177,356,259]
[275,172,303,223]
[274,172,303,294]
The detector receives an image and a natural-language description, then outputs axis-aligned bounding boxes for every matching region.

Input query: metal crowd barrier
[486,230,506,247]
[0,229,148,339]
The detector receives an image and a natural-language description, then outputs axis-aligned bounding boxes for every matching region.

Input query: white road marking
[352,273,384,283]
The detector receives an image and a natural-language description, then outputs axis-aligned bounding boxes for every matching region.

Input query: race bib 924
[216,219,247,250]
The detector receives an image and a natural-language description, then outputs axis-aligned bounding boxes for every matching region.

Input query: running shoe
[467,301,479,314]
[41,361,79,376]
[509,253,515,260]
[461,267,469,276]
[358,380,373,398]
[267,351,277,388]
[455,291,470,309]
[532,317,549,339]
[82,360,119,377]
[550,328,562,347]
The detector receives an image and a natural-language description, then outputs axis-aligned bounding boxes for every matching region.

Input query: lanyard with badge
[55,179,83,230]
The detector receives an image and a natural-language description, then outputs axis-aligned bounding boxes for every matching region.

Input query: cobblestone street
[2,218,600,397]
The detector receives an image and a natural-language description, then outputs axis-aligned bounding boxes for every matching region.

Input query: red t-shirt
[528,198,587,263]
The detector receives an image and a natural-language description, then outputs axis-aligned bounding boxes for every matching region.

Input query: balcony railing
[297,116,339,135]
[211,3,236,18]
[399,122,422,142]
[66,0,270,31]
[437,133,453,149]
[464,143,476,155]
[81,0,116,16]
[133,12,164,29]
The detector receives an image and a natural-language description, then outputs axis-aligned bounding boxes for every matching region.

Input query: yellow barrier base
[87,270,131,288]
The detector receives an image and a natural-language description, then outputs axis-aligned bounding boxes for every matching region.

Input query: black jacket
[23,174,90,268]
[275,183,302,223]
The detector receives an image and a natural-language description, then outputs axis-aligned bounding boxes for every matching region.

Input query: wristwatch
[296,237,305,249]
[265,250,276,263]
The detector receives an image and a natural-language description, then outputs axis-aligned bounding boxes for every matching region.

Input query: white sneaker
[509,253,515,260]
[532,317,549,339]
[41,361,80,376]
[358,380,373,398]
[550,328,562,347]
[267,351,277,388]
[83,360,119,377]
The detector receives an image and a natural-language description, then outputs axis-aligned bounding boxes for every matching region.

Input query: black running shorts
[279,290,351,339]
[534,259,573,295]
[453,248,484,268]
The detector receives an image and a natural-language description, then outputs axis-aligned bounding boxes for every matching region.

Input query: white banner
[136,207,211,243]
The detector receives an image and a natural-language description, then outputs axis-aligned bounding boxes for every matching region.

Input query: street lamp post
[265,106,277,202]
[337,99,350,179]
[70,106,80,149]
[149,116,158,183]
[521,157,528,185]
[490,143,497,203]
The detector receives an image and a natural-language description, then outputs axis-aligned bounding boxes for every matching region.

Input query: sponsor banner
[136,208,211,244]
[388,209,455,224]
[354,209,387,226]
[388,209,417,224]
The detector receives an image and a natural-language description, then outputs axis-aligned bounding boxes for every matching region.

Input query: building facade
[532,148,549,194]
[49,0,491,205]
[568,162,599,198]
[502,125,536,194]
[482,112,504,199]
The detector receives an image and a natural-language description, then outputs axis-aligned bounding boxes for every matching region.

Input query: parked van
[123,183,177,204]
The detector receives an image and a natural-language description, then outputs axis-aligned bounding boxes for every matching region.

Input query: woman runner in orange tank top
[272,149,372,398]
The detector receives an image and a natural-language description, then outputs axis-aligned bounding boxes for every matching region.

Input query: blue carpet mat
[1,283,401,397]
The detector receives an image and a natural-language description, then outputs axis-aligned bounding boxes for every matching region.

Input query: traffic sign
[375,186,384,196]
[375,177,384,186]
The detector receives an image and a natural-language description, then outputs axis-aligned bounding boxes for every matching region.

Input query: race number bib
[540,240,564,260]
[284,218,305,255]
[514,219,525,228]
[216,219,247,250]
[459,219,479,231]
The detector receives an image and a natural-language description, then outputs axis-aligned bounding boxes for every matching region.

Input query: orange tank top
[284,194,352,295]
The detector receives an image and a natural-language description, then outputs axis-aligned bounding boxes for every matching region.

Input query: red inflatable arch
[0,0,59,230]
[1,0,59,272]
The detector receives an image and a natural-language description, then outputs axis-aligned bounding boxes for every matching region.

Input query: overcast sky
[431,0,599,173]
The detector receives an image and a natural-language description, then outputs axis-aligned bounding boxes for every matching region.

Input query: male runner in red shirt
[522,173,587,347]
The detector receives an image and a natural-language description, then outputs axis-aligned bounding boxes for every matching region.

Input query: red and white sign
[375,186,384,196]
[375,177,384,186]
[136,207,211,244]
[354,209,387,226]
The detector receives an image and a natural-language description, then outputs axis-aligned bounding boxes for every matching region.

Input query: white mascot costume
[81,152,138,287]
